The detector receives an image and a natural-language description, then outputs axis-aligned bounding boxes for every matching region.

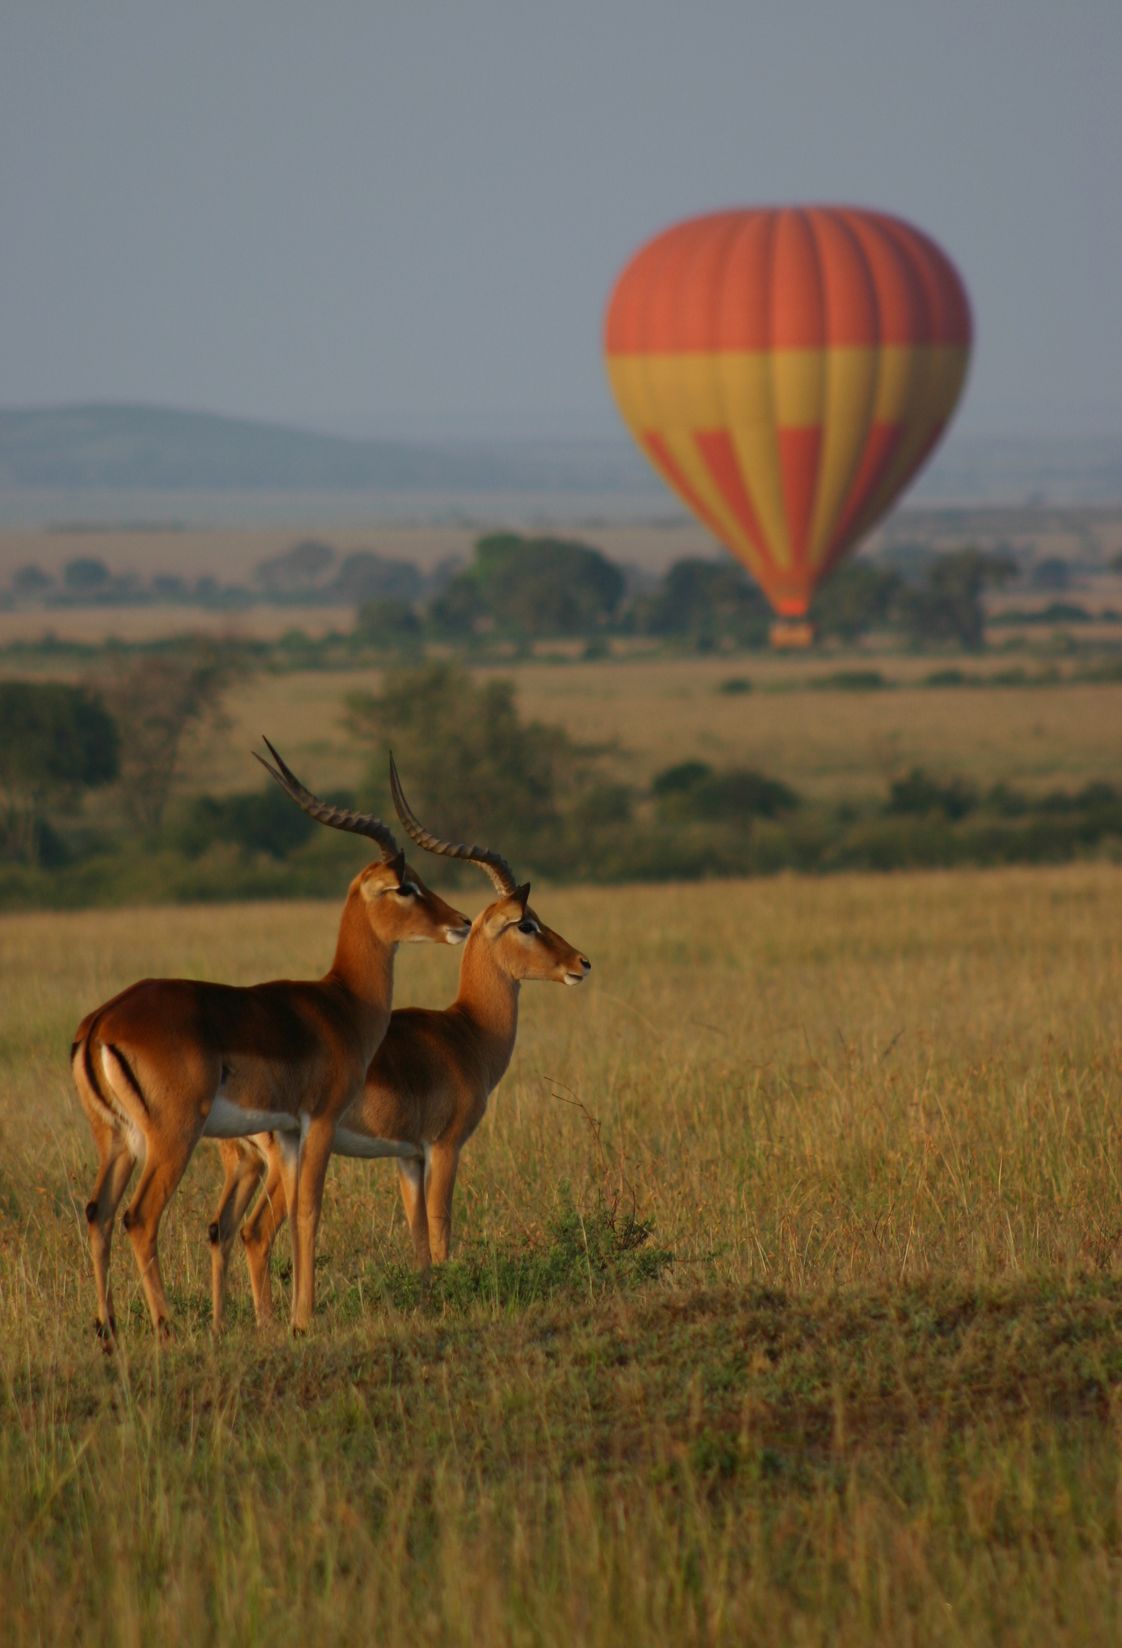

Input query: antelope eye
[395,882,419,898]
[518,919,539,935]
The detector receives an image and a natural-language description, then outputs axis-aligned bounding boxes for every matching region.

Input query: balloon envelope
[604,206,972,619]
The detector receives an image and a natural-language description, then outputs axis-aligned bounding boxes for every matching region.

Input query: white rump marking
[203,1095,300,1139]
[98,1047,146,1157]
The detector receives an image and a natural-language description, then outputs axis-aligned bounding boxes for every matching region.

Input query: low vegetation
[1,866,1119,1642]
[2,660,1120,908]
[9,530,1118,655]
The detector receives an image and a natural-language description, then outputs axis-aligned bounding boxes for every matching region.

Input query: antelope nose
[580,956,591,972]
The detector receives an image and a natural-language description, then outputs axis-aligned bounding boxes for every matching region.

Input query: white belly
[202,1095,301,1139]
[332,1127,421,1161]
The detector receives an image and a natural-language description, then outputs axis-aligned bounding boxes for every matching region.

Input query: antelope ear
[389,848,407,884]
[515,882,531,912]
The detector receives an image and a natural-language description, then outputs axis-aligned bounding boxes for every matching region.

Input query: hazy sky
[3,0,1119,439]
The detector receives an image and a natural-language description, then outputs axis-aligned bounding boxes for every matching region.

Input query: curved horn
[255,737,400,863]
[389,752,517,897]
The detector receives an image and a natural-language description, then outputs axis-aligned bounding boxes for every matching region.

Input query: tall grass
[1,864,1120,1642]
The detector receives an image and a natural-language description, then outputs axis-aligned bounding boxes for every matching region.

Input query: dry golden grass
[1,865,1121,1642]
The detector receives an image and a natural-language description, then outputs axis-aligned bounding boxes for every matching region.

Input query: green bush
[888,768,978,821]
[171,786,319,860]
[810,669,890,692]
[360,1189,673,1316]
[653,762,800,823]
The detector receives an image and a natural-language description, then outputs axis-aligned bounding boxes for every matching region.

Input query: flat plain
[2,863,1121,1643]
[192,657,1122,804]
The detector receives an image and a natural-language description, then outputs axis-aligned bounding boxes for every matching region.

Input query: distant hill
[0,403,568,492]
[0,404,1117,526]
[0,402,667,496]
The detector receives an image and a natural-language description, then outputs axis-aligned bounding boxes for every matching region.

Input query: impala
[71,740,471,1339]
[208,755,591,1325]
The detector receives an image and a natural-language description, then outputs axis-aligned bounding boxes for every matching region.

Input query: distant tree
[0,681,119,863]
[11,565,52,597]
[632,558,770,649]
[332,551,424,604]
[352,597,424,656]
[427,554,467,595]
[426,572,490,639]
[151,573,188,600]
[346,661,596,872]
[97,645,238,833]
[63,556,111,595]
[472,534,625,636]
[173,785,317,860]
[253,538,336,594]
[894,548,1018,651]
[811,561,901,642]
[1030,557,1072,593]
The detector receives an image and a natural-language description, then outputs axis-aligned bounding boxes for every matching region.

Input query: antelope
[208,755,591,1326]
[70,740,471,1340]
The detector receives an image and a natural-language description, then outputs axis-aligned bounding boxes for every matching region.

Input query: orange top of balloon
[604,206,972,618]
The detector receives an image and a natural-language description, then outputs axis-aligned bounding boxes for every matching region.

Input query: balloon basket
[769,619,815,650]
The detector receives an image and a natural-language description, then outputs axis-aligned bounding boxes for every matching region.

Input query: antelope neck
[453,930,520,1058]
[327,893,397,1018]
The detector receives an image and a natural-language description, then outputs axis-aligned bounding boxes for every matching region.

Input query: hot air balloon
[604,206,972,645]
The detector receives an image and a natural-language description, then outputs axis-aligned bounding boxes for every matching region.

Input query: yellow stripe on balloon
[725,421,792,568]
[769,350,825,429]
[805,347,878,570]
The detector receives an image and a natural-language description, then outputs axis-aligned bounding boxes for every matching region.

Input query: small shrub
[363,1190,673,1316]
[652,761,713,798]
[888,768,977,821]
[653,763,800,823]
[810,669,889,692]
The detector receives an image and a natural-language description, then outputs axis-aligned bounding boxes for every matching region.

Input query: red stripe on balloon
[694,429,770,559]
[778,427,822,576]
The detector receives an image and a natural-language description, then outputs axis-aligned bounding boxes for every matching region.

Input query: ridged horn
[389,752,517,897]
[255,737,400,863]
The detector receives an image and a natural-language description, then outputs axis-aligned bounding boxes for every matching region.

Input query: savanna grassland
[206,655,1122,801]
[2,864,1121,1644]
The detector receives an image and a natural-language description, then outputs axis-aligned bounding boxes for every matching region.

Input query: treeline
[2,663,1119,911]
[8,532,1114,653]
[359,535,1025,653]
[0,539,446,613]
